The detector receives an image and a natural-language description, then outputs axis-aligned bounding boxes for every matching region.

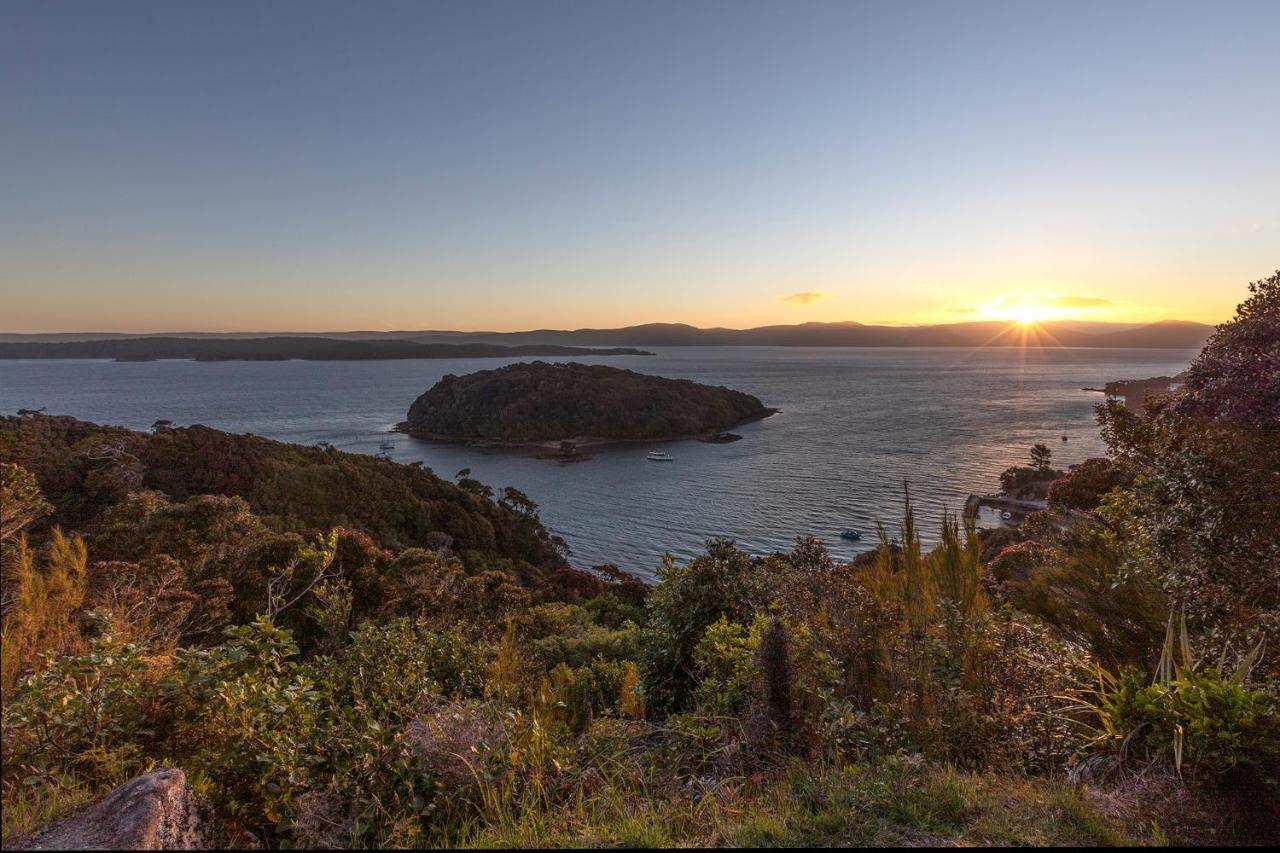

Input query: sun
[969,294,1059,326]
[1013,305,1046,326]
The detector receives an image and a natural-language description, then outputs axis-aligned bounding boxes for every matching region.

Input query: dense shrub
[639,540,770,714]
[2,633,153,788]
[1083,276,1280,672]
[1046,457,1133,512]
[991,520,1166,669]
[528,600,641,668]
[1073,616,1278,787]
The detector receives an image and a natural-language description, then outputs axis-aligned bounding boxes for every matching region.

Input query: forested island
[0,337,651,362]
[1,273,1277,848]
[401,361,777,445]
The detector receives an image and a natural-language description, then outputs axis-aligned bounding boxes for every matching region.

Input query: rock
[12,768,203,850]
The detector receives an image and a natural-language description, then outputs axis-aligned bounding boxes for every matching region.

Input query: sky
[3,0,1277,333]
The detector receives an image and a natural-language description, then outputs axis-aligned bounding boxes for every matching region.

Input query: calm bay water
[0,347,1195,578]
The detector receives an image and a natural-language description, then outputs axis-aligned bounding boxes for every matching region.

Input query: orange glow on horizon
[961,292,1111,326]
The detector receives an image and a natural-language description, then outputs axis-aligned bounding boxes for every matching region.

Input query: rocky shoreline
[394,407,778,455]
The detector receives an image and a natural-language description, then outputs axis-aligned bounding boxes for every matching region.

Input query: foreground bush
[1071,613,1278,787]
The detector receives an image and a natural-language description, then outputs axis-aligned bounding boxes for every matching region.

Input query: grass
[1,773,102,845]
[456,758,1137,848]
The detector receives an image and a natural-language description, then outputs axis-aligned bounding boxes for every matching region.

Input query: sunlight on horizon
[962,293,1113,326]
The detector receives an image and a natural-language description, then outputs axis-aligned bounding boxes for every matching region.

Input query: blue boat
[840,529,862,541]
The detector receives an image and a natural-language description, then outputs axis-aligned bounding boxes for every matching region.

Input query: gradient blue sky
[3,0,1277,332]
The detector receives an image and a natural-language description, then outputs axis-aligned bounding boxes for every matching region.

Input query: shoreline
[393,407,781,451]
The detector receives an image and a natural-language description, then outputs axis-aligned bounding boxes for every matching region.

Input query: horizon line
[0,317,1220,338]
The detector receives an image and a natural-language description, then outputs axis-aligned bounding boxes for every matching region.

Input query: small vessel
[379,440,395,451]
[840,529,863,541]
[646,450,674,462]
[1001,510,1012,520]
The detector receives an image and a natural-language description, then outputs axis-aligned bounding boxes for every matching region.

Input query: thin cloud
[947,307,978,314]
[780,291,826,304]
[994,294,1115,309]
[1044,295,1114,308]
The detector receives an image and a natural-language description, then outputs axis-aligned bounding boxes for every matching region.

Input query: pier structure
[963,493,1048,526]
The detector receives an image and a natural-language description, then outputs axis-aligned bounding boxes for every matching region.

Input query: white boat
[647,451,674,462]
[1001,510,1012,520]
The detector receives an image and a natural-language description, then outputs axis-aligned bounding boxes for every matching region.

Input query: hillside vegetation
[1,272,1276,848]
[0,416,604,627]
[403,361,775,443]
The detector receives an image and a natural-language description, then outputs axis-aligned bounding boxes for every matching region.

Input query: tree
[1096,272,1280,671]
[1172,269,1279,421]
[0,463,51,541]
[498,486,539,518]
[1030,443,1053,472]
[1045,457,1131,513]
[265,531,341,620]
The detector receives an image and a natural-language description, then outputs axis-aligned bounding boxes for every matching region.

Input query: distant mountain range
[0,319,1215,350]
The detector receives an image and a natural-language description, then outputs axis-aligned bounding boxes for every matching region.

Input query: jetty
[963,493,1047,525]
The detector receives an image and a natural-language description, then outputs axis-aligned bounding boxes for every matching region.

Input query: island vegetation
[402,361,777,444]
[0,272,1277,848]
[0,337,650,362]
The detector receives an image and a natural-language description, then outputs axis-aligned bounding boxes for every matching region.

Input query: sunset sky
[3,0,1277,333]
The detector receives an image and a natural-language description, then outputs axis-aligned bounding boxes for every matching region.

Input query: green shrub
[1072,613,1278,784]
[545,659,633,733]
[692,617,757,715]
[161,616,483,845]
[161,618,321,834]
[528,601,640,668]
[822,699,911,765]
[639,541,769,714]
[321,619,484,704]
[2,632,152,787]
